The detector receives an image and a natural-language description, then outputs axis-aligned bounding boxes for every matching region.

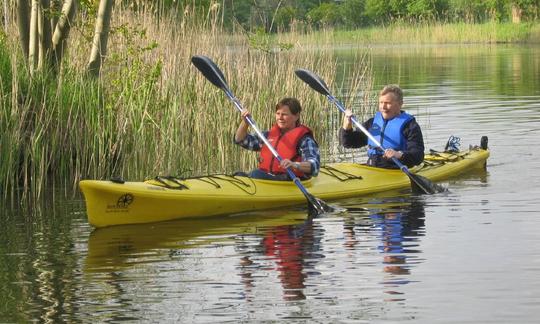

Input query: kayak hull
[80,147,489,228]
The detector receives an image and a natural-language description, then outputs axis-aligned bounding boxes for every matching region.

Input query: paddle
[294,68,445,195]
[191,55,333,214]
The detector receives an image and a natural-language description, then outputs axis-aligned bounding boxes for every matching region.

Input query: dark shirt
[339,117,424,169]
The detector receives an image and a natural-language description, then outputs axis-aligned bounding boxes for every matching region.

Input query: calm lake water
[2,44,540,323]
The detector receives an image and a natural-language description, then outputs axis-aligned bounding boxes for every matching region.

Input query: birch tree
[16,0,112,76]
[87,0,113,77]
[17,0,76,74]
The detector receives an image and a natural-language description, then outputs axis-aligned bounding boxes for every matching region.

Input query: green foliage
[513,0,540,21]
[484,0,508,22]
[307,3,343,27]
[0,58,106,194]
[365,0,391,24]
[407,0,448,21]
[389,0,410,19]
[247,27,294,53]
[225,0,252,30]
[78,0,98,12]
[341,0,368,28]
[0,39,13,192]
[0,35,11,94]
[107,22,160,99]
[118,0,539,31]
[449,0,491,23]
[274,6,298,31]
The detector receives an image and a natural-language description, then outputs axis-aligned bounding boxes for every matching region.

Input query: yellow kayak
[80,140,489,228]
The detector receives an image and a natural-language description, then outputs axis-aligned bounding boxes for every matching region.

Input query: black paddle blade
[294,69,331,96]
[306,193,334,215]
[191,55,228,90]
[409,174,447,195]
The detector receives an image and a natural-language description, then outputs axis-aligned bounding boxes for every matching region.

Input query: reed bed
[298,22,540,45]
[0,6,372,198]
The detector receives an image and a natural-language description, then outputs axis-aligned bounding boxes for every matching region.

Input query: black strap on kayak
[427,150,467,162]
[152,174,256,195]
[191,176,221,188]
[213,175,257,195]
[191,175,257,195]
[418,149,474,172]
[320,166,363,182]
[153,176,189,190]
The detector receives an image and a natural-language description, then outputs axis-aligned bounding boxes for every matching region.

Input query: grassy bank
[279,22,540,45]
[0,8,372,197]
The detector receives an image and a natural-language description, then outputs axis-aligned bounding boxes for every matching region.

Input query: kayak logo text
[106,193,134,212]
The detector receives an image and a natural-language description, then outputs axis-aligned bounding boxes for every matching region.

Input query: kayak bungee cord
[319,166,364,182]
[152,176,189,189]
[149,174,258,195]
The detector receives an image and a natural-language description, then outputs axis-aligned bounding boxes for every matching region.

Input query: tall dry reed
[0,5,373,198]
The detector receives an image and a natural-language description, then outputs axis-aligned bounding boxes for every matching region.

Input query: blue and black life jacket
[367,111,413,157]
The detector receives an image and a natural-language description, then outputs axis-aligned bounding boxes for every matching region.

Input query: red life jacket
[258,124,313,177]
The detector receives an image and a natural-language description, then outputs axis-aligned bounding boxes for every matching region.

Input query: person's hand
[383,149,403,160]
[280,159,298,170]
[235,109,251,142]
[342,109,354,130]
[241,109,250,120]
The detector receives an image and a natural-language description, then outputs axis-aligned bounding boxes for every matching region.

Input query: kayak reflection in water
[234,97,321,181]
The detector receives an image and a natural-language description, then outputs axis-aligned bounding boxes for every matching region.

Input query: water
[2,44,540,323]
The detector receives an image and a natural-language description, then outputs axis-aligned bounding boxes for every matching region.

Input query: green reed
[0,6,372,197]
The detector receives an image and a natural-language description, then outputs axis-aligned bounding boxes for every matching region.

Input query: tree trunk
[19,0,73,73]
[52,0,76,68]
[50,0,61,29]
[28,0,38,73]
[37,2,43,70]
[17,0,31,58]
[40,0,53,70]
[3,0,9,32]
[87,0,114,77]
[512,4,522,23]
